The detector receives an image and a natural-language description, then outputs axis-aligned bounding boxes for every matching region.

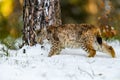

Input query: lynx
[45,24,115,58]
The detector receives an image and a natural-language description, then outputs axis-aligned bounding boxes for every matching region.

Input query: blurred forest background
[0,0,120,48]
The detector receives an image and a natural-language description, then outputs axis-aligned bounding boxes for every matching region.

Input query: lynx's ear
[97,36,102,45]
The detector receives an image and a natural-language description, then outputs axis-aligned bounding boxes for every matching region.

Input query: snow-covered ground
[0,40,120,80]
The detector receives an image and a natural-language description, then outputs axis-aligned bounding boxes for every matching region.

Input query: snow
[0,40,120,80]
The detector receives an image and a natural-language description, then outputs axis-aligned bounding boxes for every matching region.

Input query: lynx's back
[47,24,115,58]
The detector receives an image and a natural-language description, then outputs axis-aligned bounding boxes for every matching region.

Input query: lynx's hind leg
[102,42,116,58]
[88,49,96,57]
[81,41,96,57]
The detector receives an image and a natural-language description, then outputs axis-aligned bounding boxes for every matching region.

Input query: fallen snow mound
[0,40,120,80]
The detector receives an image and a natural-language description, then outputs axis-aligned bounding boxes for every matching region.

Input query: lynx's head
[36,28,48,44]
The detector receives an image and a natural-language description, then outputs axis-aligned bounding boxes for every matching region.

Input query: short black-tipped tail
[97,36,102,45]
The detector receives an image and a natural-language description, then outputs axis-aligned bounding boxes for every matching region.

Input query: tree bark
[22,0,62,46]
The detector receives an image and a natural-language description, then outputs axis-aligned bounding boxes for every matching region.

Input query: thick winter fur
[46,24,115,58]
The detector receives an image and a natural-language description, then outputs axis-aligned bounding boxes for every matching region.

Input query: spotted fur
[47,24,115,58]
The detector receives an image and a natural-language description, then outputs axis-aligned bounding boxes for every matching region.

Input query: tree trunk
[22,0,62,46]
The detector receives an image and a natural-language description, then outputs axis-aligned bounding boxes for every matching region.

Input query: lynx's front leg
[48,41,62,57]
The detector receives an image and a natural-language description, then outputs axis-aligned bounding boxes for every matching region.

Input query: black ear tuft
[97,36,102,45]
